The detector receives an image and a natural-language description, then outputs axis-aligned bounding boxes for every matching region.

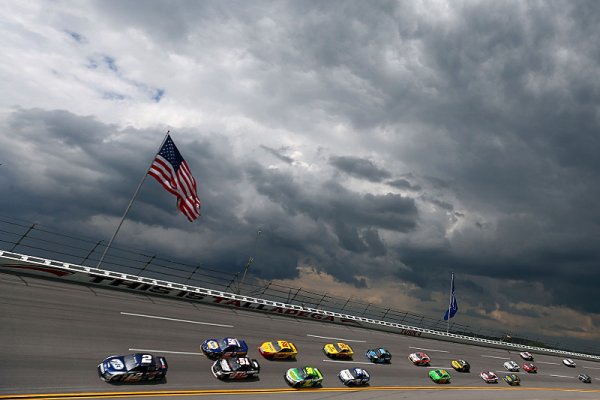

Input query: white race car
[563,358,576,367]
[503,361,520,372]
[338,367,370,386]
[519,351,533,361]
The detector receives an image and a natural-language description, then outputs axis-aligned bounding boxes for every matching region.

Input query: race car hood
[260,342,275,353]
[101,356,127,373]
[339,369,354,381]
[285,368,303,383]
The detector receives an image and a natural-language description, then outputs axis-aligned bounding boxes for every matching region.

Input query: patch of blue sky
[102,92,126,101]
[152,89,165,103]
[103,56,118,72]
[65,30,84,43]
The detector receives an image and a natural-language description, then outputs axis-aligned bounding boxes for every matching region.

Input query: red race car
[480,371,499,383]
[408,352,431,365]
[523,363,537,373]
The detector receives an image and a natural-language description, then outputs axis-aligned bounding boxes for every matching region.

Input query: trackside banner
[1,250,598,361]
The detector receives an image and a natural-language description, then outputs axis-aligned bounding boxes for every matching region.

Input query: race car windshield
[123,355,138,371]
[274,342,292,352]
[220,338,238,349]
[231,359,249,370]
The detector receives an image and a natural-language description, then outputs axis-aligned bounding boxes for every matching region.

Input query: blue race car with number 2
[201,337,248,360]
[98,353,167,383]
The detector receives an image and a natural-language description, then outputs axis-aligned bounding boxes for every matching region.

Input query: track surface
[1,273,599,400]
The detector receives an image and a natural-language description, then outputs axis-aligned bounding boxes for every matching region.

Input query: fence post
[340,296,352,312]
[81,240,103,265]
[361,303,371,316]
[316,293,329,309]
[225,273,239,293]
[9,223,36,252]
[137,254,156,276]
[261,281,272,295]
[187,265,201,280]
[289,287,302,304]
[382,307,391,320]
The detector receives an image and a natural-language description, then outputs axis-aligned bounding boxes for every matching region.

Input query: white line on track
[322,359,374,365]
[549,374,575,379]
[536,361,560,365]
[408,346,448,353]
[307,334,366,343]
[481,355,510,360]
[129,348,205,356]
[495,371,525,375]
[584,366,600,370]
[121,312,233,328]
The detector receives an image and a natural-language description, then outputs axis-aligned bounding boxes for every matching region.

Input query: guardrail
[2,249,599,362]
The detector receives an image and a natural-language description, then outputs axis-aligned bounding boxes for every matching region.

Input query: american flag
[148,135,201,221]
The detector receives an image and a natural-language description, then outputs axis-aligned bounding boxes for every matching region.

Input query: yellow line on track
[2,386,600,399]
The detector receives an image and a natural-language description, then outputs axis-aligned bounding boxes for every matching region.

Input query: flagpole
[447,272,454,333]
[95,130,171,269]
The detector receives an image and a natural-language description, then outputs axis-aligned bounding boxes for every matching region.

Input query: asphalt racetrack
[1,272,599,400]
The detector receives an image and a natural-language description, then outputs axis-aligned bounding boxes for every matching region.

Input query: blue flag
[443,273,458,320]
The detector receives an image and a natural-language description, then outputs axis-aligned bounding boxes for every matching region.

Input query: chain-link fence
[0,215,596,355]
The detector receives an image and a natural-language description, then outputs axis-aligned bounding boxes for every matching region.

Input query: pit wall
[1,250,598,362]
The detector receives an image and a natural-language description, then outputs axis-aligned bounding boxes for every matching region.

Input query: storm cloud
[1,0,599,350]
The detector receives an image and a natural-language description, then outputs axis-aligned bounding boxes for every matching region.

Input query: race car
[480,371,499,383]
[211,356,260,380]
[408,352,431,366]
[201,337,248,360]
[323,342,354,359]
[563,358,576,367]
[97,353,167,383]
[338,367,370,386]
[519,351,534,361]
[579,373,592,383]
[503,360,520,372]
[284,366,323,388]
[365,348,392,364]
[523,363,537,373]
[451,359,470,372]
[503,373,520,386]
[428,369,451,384]
[258,340,297,360]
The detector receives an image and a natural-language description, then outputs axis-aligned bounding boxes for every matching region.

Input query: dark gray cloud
[329,155,392,182]
[387,178,421,191]
[2,0,600,350]
[260,145,294,164]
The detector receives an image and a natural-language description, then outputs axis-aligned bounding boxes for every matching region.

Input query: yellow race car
[258,340,298,359]
[323,342,354,359]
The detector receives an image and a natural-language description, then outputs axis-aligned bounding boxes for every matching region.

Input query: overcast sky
[1,1,599,350]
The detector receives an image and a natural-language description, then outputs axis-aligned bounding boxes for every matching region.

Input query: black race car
[98,353,168,383]
[365,348,392,363]
[211,356,260,380]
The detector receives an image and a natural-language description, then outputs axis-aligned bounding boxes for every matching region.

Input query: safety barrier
[1,249,599,361]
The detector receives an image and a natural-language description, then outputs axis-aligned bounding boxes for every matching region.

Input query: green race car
[429,369,451,384]
[503,373,521,386]
[284,366,323,388]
